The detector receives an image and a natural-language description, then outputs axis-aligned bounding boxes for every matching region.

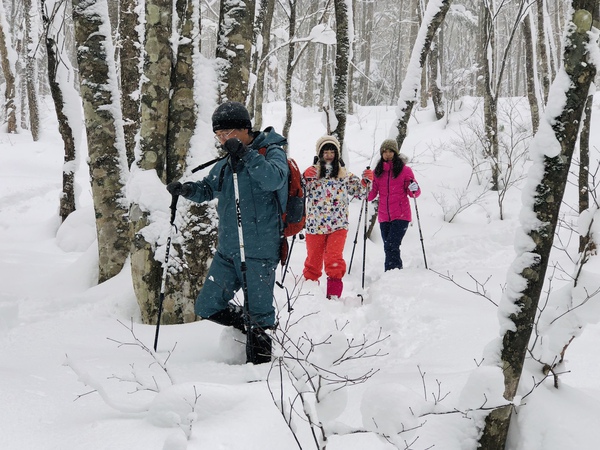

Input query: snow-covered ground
[1,98,600,449]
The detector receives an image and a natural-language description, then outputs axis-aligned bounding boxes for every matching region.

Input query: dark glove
[166,181,192,197]
[223,138,247,160]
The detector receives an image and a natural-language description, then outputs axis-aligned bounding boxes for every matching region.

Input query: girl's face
[382,149,395,161]
[321,149,336,164]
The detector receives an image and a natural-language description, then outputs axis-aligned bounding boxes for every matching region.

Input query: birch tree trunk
[42,0,78,221]
[478,3,599,448]
[522,11,540,134]
[72,0,131,283]
[130,0,173,324]
[332,0,350,148]
[0,1,17,134]
[282,0,297,139]
[216,0,255,103]
[23,0,40,141]
[396,0,451,150]
[120,0,142,167]
[252,0,275,130]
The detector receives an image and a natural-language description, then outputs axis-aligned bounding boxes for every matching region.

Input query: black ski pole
[154,193,179,351]
[412,194,428,269]
[191,155,227,173]
[276,235,296,288]
[350,166,371,274]
[348,198,366,274]
[362,194,368,289]
[231,160,255,363]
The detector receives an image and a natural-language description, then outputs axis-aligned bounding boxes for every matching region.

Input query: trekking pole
[231,159,255,363]
[362,193,368,289]
[412,194,428,269]
[348,197,366,274]
[191,155,227,173]
[276,235,296,288]
[154,193,179,351]
[350,165,371,274]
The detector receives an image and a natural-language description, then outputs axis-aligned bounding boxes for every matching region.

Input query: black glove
[166,181,192,197]
[223,138,247,160]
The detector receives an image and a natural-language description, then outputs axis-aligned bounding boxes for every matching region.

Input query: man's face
[214,128,252,146]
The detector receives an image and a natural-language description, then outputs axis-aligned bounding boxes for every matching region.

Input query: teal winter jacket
[185,128,289,262]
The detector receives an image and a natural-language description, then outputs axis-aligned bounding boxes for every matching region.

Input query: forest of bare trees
[1,1,599,448]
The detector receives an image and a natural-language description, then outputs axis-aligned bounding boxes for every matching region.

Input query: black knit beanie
[212,101,252,132]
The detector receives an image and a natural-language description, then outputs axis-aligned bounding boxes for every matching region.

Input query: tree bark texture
[138,0,171,180]
[396,0,451,150]
[119,0,142,167]
[282,0,297,139]
[252,0,275,130]
[333,0,350,149]
[522,12,540,134]
[0,5,17,133]
[23,0,40,141]
[216,0,256,103]
[72,0,131,283]
[478,3,599,448]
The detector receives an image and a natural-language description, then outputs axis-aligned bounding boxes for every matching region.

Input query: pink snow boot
[326,277,343,299]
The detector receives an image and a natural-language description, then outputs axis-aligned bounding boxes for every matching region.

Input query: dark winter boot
[246,327,272,364]
[207,304,246,334]
[326,277,343,299]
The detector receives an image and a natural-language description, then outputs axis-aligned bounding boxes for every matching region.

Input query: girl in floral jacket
[303,135,371,299]
[367,139,421,271]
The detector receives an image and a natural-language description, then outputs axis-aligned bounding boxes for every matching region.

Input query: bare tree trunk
[42,1,77,221]
[0,3,17,133]
[360,0,374,105]
[522,11,540,134]
[478,3,598,448]
[536,0,551,103]
[119,0,142,167]
[131,0,173,324]
[579,93,593,253]
[396,0,451,150]
[282,0,297,139]
[23,0,40,141]
[216,0,256,103]
[72,0,131,283]
[252,0,275,129]
[332,0,350,148]
[428,35,444,120]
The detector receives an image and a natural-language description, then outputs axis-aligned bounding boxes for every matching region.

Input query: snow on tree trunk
[72,0,131,283]
[119,0,142,167]
[395,0,451,150]
[216,0,255,103]
[0,1,17,134]
[130,0,173,324]
[478,3,599,448]
[42,0,80,222]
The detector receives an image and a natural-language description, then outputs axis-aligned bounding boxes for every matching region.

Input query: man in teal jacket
[167,101,289,364]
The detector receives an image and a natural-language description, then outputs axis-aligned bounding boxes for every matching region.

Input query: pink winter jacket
[367,161,421,223]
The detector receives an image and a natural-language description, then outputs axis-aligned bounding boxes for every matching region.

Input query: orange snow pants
[303,229,348,281]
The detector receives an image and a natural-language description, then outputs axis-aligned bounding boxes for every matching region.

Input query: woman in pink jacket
[367,139,421,271]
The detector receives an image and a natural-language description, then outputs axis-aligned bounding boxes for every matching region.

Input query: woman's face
[382,149,395,161]
[322,149,336,164]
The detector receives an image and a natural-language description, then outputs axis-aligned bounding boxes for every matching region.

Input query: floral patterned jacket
[303,166,365,235]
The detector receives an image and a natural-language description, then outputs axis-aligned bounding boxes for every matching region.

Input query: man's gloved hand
[223,138,247,160]
[361,168,374,187]
[408,181,419,192]
[303,166,318,179]
[167,181,192,197]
